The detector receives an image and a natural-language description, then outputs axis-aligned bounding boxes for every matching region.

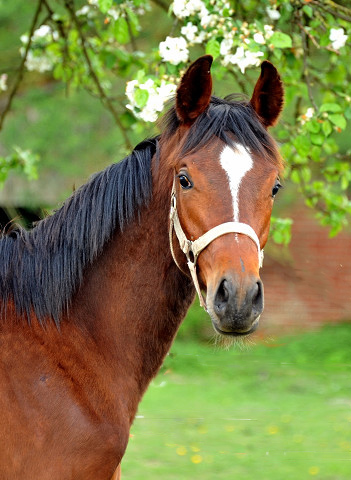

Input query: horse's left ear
[250,61,284,128]
[176,55,213,125]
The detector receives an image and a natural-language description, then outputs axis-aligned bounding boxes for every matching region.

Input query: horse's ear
[176,55,213,125]
[250,61,284,128]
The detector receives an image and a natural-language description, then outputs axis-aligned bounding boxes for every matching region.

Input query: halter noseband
[169,177,264,311]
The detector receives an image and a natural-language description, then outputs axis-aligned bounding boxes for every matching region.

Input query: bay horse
[0,56,284,479]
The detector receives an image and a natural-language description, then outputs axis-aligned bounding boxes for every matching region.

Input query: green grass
[123,323,351,479]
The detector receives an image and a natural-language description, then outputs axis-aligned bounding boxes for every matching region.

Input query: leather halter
[169,177,264,311]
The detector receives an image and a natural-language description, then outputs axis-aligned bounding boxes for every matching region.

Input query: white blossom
[33,25,51,38]
[172,0,189,18]
[107,8,119,20]
[25,51,54,72]
[222,46,264,74]
[264,24,274,39]
[253,32,265,45]
[76,5,90,15]
[159,36,189,65]
[126,78,177,123]
[194,30,207,43]
[300,107,315,125]
[220,38,233,56]
[0,74,8,92]
[306,107,314,119]
[200,9,214,29]
[20,34,29,44]
[22,24,58,44]
[329,28,348,50]
[173,0,207,19]
[266,7,280,21]
[181,22,198,43]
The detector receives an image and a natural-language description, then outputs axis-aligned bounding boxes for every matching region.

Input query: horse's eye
[178,174,193,190]
[272,181,282,198]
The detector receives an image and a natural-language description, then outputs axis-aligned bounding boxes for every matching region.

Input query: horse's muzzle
[208,276,264,336]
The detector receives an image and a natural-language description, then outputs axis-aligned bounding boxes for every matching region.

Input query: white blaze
[220,144,253,222]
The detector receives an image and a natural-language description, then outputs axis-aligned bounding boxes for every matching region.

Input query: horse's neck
[71,180,194,402]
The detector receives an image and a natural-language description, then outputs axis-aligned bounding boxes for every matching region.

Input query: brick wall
[260,205,351,335]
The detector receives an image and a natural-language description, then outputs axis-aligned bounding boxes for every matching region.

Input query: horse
[0,55,284,479]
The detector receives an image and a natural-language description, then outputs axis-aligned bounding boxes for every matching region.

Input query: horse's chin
[208,312,260,337]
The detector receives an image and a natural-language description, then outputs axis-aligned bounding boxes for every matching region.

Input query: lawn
[123,323,351,479]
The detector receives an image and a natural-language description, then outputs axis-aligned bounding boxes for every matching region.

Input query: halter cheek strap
[169,178,264,311]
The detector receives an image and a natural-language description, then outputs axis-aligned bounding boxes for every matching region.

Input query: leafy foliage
[0,147,39,186]
[0,0,351,240]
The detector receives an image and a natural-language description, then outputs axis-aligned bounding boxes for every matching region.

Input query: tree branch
[298,15,318,111]
[310,0,351,22]
[64,0,133,151]
[125,11,138,51]
[0,0,44,131]
[227,68,249,96]
[150,0,169,13]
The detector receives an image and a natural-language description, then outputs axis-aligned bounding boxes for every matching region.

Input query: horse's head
[164,55,284,336]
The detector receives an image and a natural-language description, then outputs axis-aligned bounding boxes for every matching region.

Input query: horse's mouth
[212,318,259,337]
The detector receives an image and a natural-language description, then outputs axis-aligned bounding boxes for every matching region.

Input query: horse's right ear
[250,61,284,128]
[176,55,213,125]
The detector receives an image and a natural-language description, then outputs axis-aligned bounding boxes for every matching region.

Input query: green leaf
[322,120,332,137]
[120,111,137,128]
[272,48,283,60]
[305,119,320,134]
[302,5,313,18]
[205,38,221,59]
[319,103,342,113]
[328,113,347,130]
[100,51,117,69]
[301,166,311,183]
[319,32,330,47]
[270,32,292,49]
[98,0,113,14]
[341,175,349,191]
[126,8,139,36]
[134,88,149,108]
[310,146,321,162]
[310,133,324,145]
[290,169,300,184]
[293,135,310,156]
[114,17,130,44]
[270,217,293,245]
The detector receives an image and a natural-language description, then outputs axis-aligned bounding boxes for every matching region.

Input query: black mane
[0,138,157,325]
[0,95,282,325]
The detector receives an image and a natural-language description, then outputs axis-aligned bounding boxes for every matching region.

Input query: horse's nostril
[252,280,263,314]
[214,279,230,315]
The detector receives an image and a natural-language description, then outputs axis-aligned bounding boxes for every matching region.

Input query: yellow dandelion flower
[191,454,203,464]
[267,425,279,435]
[308,466,320,475]
[176,446,187,456]
[293,434,304,443]
[225,425,235,432]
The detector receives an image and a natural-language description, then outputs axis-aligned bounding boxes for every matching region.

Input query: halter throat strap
[169,178,264,310]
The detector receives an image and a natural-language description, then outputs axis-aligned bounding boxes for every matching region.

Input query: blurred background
[1,1,351,478]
